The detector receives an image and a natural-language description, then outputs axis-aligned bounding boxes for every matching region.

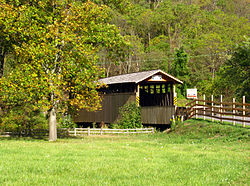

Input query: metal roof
[99,69,183,85]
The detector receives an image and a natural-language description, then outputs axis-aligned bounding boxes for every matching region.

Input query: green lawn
[0,119,249,185]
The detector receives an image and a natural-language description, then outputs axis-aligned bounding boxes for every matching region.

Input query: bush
[0,105,48,135]
[114,102,142,129]
[58,114,76,129]
[109,123,119,129]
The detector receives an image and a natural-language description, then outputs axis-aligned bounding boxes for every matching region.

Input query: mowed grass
[0,120,249,185]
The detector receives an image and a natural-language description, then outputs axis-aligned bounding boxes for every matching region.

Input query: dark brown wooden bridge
[74,70,183,125]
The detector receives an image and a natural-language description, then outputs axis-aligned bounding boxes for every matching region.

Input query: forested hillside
[1,0,249,100]
[0,0,249,100]
[97,0,249,100]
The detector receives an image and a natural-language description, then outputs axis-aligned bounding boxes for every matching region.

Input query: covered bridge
[74,69,183,125]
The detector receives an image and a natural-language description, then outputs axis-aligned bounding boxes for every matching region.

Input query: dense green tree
[142,35,171,71]
[175,0,250,19]
[0,2,20,78]
[214,38,250,101]
[170,47,190,96]
[182,9,249,89]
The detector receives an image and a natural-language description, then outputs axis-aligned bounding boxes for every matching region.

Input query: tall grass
[0,119,249,185]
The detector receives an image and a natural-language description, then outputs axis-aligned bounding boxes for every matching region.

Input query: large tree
[213,38,250,100]
[170,47,190,96]
[0,0,127,141]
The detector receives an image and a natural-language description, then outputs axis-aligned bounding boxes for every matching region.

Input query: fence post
[220,95,223,123]
[243,96,245,127]
[74,128,77,136]
[172,115,175,123]
[152,128,154,134]
[203,94,206,120]
[211,95,214,122]
[101,127,103,135]
[88,128,90,136]
[127,129,129,135]
[195,99,198,119]
[233,98,236,125]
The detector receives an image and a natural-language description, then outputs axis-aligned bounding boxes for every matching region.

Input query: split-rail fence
[69,128,154,136]
[186,95,250,127]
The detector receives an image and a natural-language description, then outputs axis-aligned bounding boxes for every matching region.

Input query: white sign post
[187,88,197,99]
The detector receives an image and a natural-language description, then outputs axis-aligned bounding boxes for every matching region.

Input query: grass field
[0,119,249,185]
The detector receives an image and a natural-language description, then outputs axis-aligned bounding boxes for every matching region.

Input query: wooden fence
[0,128,154,137]
[186,95,250,127]
[69,128,154,136]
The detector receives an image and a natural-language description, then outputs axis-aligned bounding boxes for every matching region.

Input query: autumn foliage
[0,0,127,140]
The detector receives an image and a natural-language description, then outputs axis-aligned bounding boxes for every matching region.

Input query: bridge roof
[99,69,183,85]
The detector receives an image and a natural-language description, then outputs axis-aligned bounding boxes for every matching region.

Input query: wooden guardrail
[186,95,249,127]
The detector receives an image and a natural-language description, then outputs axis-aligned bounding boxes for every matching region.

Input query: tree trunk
[168,24,173,52]
[148,32,151,46]
[0,52,5,78]
[49,107,57,141]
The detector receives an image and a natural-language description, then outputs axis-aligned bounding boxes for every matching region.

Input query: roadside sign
[187,88,197,99]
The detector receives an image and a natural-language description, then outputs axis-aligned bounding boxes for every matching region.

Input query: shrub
[0,105,48,135]
[115,102,142,129]
[58,114,76,129]
[109,123,119,129]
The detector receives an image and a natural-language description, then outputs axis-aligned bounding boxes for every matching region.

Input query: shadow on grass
[0,136,48,141]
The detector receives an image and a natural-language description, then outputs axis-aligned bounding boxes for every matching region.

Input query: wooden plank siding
[74,94,175,125]
[141,106,175,124]
[74,93,136,124]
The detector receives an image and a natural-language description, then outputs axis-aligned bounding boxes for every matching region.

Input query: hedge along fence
[0,128,69,138]
[0,128,154,137]
[186,95,250,127]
